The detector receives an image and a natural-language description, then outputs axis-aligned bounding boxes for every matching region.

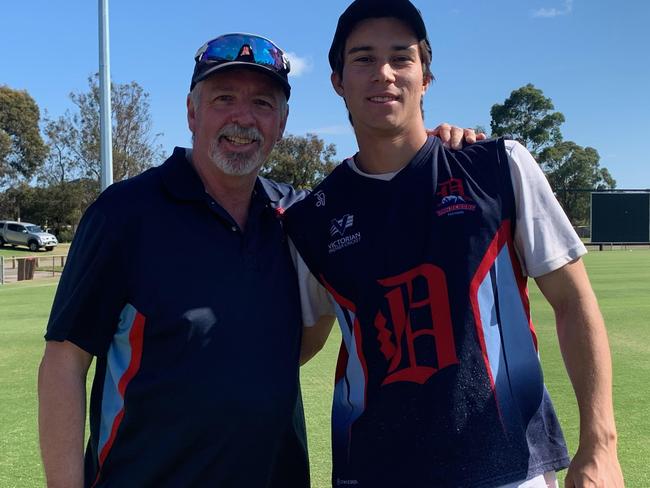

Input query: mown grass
[531,251,650,487]
[0,281,58,487]
[1,250,648,487]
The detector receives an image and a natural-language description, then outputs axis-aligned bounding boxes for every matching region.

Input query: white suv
[0,220,59,251]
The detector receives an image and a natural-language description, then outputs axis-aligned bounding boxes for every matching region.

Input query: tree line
[1,76,166,240]
[0,79,613,240]
[490,83,615,226]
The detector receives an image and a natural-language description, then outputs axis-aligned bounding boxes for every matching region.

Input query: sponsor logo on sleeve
[328,214,361,254]
[330,214,354,237]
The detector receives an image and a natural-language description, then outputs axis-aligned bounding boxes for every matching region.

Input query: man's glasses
[194,33,290,77]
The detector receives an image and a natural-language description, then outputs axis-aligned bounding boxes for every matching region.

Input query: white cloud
[532,0,573,18]
[285,52,312,77]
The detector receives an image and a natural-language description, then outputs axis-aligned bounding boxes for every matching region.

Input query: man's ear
[187,94,196,134]
[422,74,432,95]
[331,71,345,97]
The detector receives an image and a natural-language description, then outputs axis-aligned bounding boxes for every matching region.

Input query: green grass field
[1,251,649,487]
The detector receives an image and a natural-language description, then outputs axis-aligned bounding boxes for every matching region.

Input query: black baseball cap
[328,0,432,71]
[191,33,291,100]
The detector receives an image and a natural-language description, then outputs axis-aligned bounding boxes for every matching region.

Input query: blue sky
[2,0,649,188]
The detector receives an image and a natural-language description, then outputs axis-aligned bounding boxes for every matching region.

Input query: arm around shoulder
[38,340,93,488]
[534,259,624,487]
[288,238,337,365]
[300,315,336,366]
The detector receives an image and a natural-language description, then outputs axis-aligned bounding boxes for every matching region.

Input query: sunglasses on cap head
[191,33,291,98]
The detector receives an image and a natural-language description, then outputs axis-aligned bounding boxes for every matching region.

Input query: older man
[38,34,314,488]
[285,1,624,487]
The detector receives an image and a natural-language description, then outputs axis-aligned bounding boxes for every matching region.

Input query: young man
[285,1,624,487]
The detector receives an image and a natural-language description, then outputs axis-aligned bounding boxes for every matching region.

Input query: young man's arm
[535,259,624,488]
[38,340,93,488]
[300,315,336,365]
[287,238,337,365]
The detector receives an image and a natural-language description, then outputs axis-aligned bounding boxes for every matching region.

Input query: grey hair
[189,83,202,110]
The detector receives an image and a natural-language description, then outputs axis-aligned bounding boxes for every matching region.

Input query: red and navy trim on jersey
[285,137,569,488]
[469,219,544,438]
[320,276,369,464]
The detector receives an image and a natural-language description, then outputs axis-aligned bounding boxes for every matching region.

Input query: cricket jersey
[285,137,571,487]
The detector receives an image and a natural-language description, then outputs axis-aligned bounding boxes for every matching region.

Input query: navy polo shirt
[45,147,309,487]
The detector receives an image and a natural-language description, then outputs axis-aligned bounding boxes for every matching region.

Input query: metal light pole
[99,0,113,191]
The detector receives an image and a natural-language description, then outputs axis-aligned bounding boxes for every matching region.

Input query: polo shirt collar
[159,147,207,202]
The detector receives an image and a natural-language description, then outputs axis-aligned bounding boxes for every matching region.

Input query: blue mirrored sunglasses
[195,33,290,76]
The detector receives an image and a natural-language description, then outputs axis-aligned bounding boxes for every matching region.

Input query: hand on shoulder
[428,123,487,150]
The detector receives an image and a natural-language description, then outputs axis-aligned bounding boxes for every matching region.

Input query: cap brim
[328,0,429,71]
[192,61,291,100]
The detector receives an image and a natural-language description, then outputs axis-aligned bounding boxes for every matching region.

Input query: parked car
[0,220,58,251]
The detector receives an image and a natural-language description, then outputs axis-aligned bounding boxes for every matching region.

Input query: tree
[490,84,565,158]
[0,178,96,239]
[261,133,338,190]
[0,182,30,221]
[0,86,48,183]
[23,180,96,235]
[40,116,80,185]
[42,75,165,186]
[540,141,616,225]
[490,83,617,225]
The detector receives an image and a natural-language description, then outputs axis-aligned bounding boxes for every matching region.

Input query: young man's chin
[354,115,405,134]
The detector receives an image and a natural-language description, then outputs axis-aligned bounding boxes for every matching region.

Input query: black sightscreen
[591,193,650,243]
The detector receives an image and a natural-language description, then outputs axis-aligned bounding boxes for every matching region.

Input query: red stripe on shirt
[469,220,511,394]
[320,275,368,408]
[92,311,146,485]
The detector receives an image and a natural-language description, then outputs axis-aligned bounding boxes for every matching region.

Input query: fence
[558,188,650,243]
[0,255,68,285]
[583,242,650,251]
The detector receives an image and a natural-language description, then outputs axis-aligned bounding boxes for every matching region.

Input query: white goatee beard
[209,124,266,176]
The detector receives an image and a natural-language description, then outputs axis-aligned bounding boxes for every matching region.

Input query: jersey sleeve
[45,198,128,356]
[505,140,587,278]
[288,237,334,327]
